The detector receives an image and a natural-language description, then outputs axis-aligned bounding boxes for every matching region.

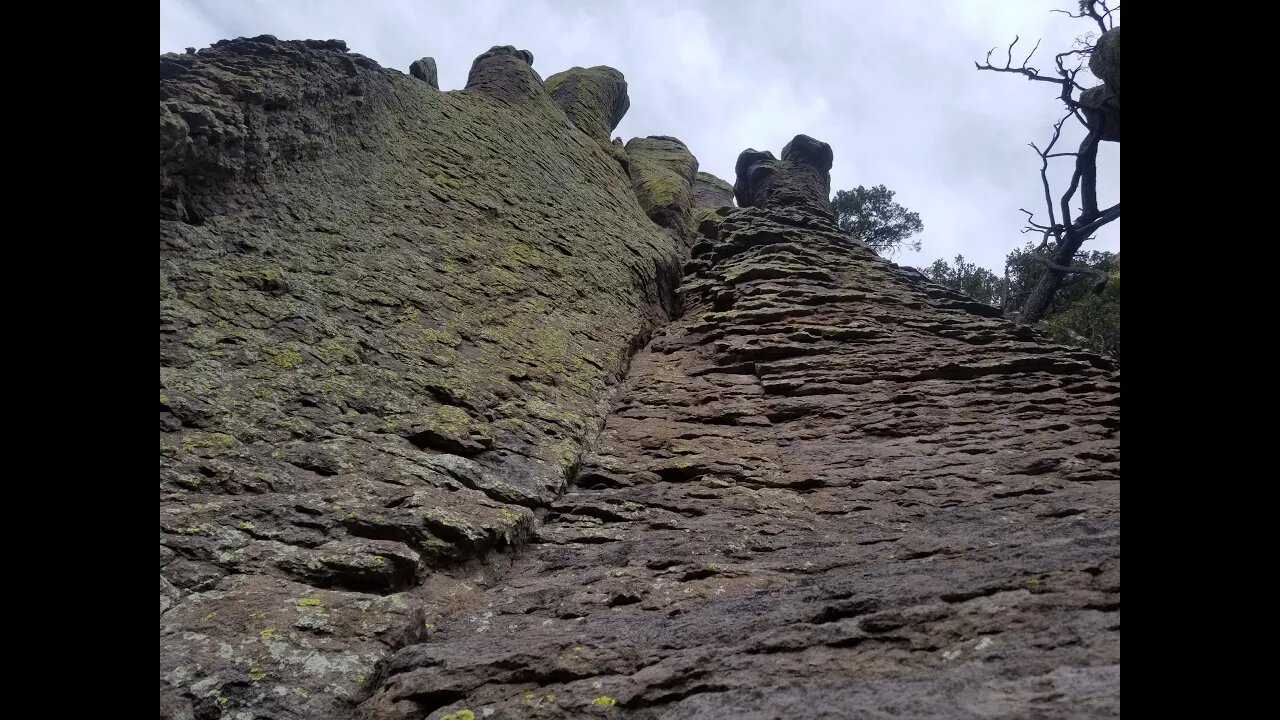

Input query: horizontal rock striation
[160,36,1119,720]
[358,139,1120,719]
[160,37,694,720]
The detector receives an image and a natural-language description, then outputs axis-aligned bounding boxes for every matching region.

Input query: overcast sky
[160,0,1119,272]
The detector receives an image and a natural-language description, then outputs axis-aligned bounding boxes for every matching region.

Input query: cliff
[160,37,1119,720]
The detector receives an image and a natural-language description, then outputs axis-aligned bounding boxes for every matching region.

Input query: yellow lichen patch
[264,345,304,368]
[355,674,367,684]
[180,431,237,453]
[315,337,358,364]
[184,328,219,349]
[259,628,276,639]
[592,696,617,706]
[419,328,462,348]
[424,403,475,432]
[248,668,268,682]
[439,710,475,720]
[238,520,254,529]
[298,596,324,608]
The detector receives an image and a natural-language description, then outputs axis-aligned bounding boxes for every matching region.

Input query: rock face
[625,136,699,242]
[465,45,541,101]
[1081,26,1120,142]
[692,171,734,209]
[1089,27,1120,94]
[161,39,1119,720]
[733,134,834,222]
[161,37,687,720]
[545,66,630,144]
[409,57,438,89]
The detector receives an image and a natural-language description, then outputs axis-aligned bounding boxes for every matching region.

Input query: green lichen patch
[179,431,238,454]
[263,345,305,368]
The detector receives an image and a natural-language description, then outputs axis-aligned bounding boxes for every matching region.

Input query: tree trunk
[1016,234,1085,325]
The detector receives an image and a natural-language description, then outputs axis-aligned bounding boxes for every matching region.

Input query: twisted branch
[1028,253,1109,293]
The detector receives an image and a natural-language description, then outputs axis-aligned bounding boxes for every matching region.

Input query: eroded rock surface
[161,38,1119,720]
[625,136,699,243]
[733,134,834,222]
[1080,26,1120,142]
[359,139,1120,719]
[160,37,689,719]
[545,66,630,144]
[692,171,734,210]
[409,57,438,89]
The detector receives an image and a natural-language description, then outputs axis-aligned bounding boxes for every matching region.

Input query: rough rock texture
[1080,27,1120,142]
[162,38,1119,720]
[1089,27,1120,94]
[465,45,541,101]
[358,137,1120,719]
[160,37,689,720]
[625,136,699,242]
[733,134,834,222]
[692,171,734,210]
[545,66,630,144]
[409,57,438,89]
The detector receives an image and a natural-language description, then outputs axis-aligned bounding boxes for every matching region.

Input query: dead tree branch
[1028,253,1109,293]
[977,1,1119,325]
[1050,0,1116,33]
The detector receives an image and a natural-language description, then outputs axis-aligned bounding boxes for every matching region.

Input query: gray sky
[160,0,1119,272]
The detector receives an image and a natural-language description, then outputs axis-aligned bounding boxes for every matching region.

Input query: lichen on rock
[545,65,630,143]
[162,37,1119,720]
[625,135,700,244]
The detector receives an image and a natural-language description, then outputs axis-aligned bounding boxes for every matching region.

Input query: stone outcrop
[409,57,438,89]
[161,38,1119,720]
[545,66,630,144]
[733,134,834,222]
[360,138,1120,720]
[1080,26,1120,142]
[161,37,688,720]
[1089,27,1120,94]
[692,171,734,209]
[465,45,541,101]
[625,136,699,243]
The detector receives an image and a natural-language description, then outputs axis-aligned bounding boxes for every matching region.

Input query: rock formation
[545,66,630,144]
[161,37,1119,720]
[1080,26,1120,142]
[692,171,734,210]
[733,134,835,223]
[409,57,438,89]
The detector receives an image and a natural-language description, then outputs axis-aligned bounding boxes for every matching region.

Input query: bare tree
[977,1,1120,325]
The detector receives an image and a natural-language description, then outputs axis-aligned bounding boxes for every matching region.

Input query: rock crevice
[160,40,1119,720]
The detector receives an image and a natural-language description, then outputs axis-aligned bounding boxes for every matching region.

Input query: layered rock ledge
[161,38,1119,720]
